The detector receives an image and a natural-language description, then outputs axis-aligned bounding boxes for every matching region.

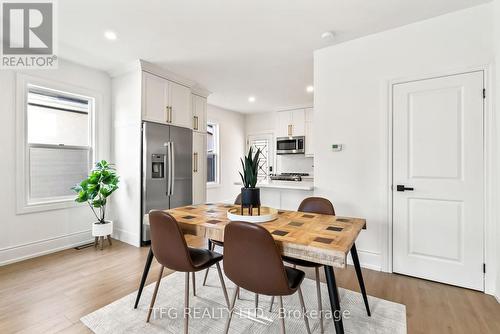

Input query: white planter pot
[92,221,113,237]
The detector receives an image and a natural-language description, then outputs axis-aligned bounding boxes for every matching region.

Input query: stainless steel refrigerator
[141,121,193,243]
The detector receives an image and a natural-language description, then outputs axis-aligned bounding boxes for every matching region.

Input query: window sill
[206,183,221,189]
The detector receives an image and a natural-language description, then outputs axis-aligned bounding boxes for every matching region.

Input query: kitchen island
[235,180,314,210]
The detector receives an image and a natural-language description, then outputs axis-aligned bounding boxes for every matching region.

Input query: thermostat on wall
[331,144,343,152]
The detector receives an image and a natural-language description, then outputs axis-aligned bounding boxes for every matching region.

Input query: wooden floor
[1,238,499,334]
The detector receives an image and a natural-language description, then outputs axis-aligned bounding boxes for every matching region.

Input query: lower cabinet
[260,187,314,210]
[192,132,207,205]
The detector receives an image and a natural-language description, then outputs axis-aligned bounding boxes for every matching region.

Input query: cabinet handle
[193,116,198,130]
[169,106,173,123]
[165,106,169,123]
[193,152,198,172]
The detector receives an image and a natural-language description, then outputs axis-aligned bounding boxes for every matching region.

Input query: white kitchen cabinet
[305,108,314,157]
[142,71,192,129]
[277,111,291,137]
[192,94,207,133]
[142,72,168,123]
[291,109,305,136]
[169,81,192,129]
[276,109,305,137]
[192,132,207,205]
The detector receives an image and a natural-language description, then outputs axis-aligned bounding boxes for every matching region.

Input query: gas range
[269,173,310,182]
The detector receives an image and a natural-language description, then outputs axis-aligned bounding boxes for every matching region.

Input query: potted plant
[239,147,262,215]
[72,160,119,249]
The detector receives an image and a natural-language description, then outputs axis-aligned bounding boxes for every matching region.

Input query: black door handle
[396,185,414,192]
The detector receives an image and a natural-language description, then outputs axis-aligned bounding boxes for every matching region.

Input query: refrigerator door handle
[165,142,171,196]
[170,142,175,196]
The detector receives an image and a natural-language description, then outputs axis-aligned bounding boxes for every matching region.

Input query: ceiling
[58,0,489,113]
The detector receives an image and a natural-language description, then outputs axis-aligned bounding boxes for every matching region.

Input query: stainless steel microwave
[276,136,305,155]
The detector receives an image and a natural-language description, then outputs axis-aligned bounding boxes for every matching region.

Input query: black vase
[240,187,261,215]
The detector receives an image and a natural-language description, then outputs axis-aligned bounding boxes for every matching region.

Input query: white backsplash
[276,155,314,176]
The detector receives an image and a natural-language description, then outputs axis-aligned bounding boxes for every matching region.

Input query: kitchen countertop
[234,181,314,191]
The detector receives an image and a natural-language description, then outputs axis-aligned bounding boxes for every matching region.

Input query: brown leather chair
[271,197,371,333]
[223,221,311,334]
[268,197,333,333]
[146,211,230,333]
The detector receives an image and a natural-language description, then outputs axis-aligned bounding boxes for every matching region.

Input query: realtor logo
[1,0,58,68]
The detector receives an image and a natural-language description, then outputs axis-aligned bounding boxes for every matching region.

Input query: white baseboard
[112,228,140,247]
[346,249,382,271]
[0,230,93,266]
[496,294,500,304]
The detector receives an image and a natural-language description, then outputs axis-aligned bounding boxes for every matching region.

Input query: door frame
[385,65,496,294]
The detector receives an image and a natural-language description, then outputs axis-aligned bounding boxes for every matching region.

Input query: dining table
[134,203,370,334]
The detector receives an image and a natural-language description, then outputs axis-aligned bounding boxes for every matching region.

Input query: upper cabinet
[304,108,314,157]
[142,72,168,123]
[169,81,192,128]
[276,109,305,137]
[192,94,207,133]
[142,71,192,129]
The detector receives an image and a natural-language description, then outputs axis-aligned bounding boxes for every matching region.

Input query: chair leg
[146,266,164,322]
[224,286,240,334]
[351,243,371,317]
[202,241,216,286]
[269,295,275,312]
[315,267,324,334]
[192,272,196,296]
[255,293,259,309]
[184,272,190,334]
[298,286,312,334]
[107,235,112,246]
[278,296,286,334]
[215,262,230,307]
[94,237,98,248]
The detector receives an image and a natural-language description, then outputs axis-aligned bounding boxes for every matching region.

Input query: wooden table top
[148,203,366,268]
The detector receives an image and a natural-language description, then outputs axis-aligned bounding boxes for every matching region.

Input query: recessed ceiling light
[321,31,335,40]
[104,30,117,40]
[248,96,256,103]
[306,85,314,93]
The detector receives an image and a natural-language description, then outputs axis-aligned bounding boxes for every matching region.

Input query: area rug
[81,270,406,333]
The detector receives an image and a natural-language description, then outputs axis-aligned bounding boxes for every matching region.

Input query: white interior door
[392,71,484,291]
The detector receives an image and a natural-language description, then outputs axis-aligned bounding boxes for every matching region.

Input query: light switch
[331,144,343,152]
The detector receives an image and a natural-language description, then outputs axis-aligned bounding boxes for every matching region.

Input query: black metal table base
[134,248,154,309]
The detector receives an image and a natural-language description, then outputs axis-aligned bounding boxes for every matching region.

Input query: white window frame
[16,73,98,214]
[206,121,220,187]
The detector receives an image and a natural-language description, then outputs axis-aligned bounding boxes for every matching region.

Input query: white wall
[314,4,495,276]
[0,59,112,265]
[206,104,245,203]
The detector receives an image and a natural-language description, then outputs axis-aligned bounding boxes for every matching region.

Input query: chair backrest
[149,210,194,272]
[298,197,335,216]
[223,221,292,296]
[234,193,242,205]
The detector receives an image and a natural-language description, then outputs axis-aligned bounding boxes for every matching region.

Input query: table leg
[351,243,371,316]
[134,247,154,309]
[324,266,344,334]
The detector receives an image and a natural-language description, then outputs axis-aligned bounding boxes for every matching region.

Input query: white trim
[0,229,92,266]
[15,73,103,214]
[385,65,496,295]
[207,121,220,185]
[346,249,382,272]
[275,104,313,112]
